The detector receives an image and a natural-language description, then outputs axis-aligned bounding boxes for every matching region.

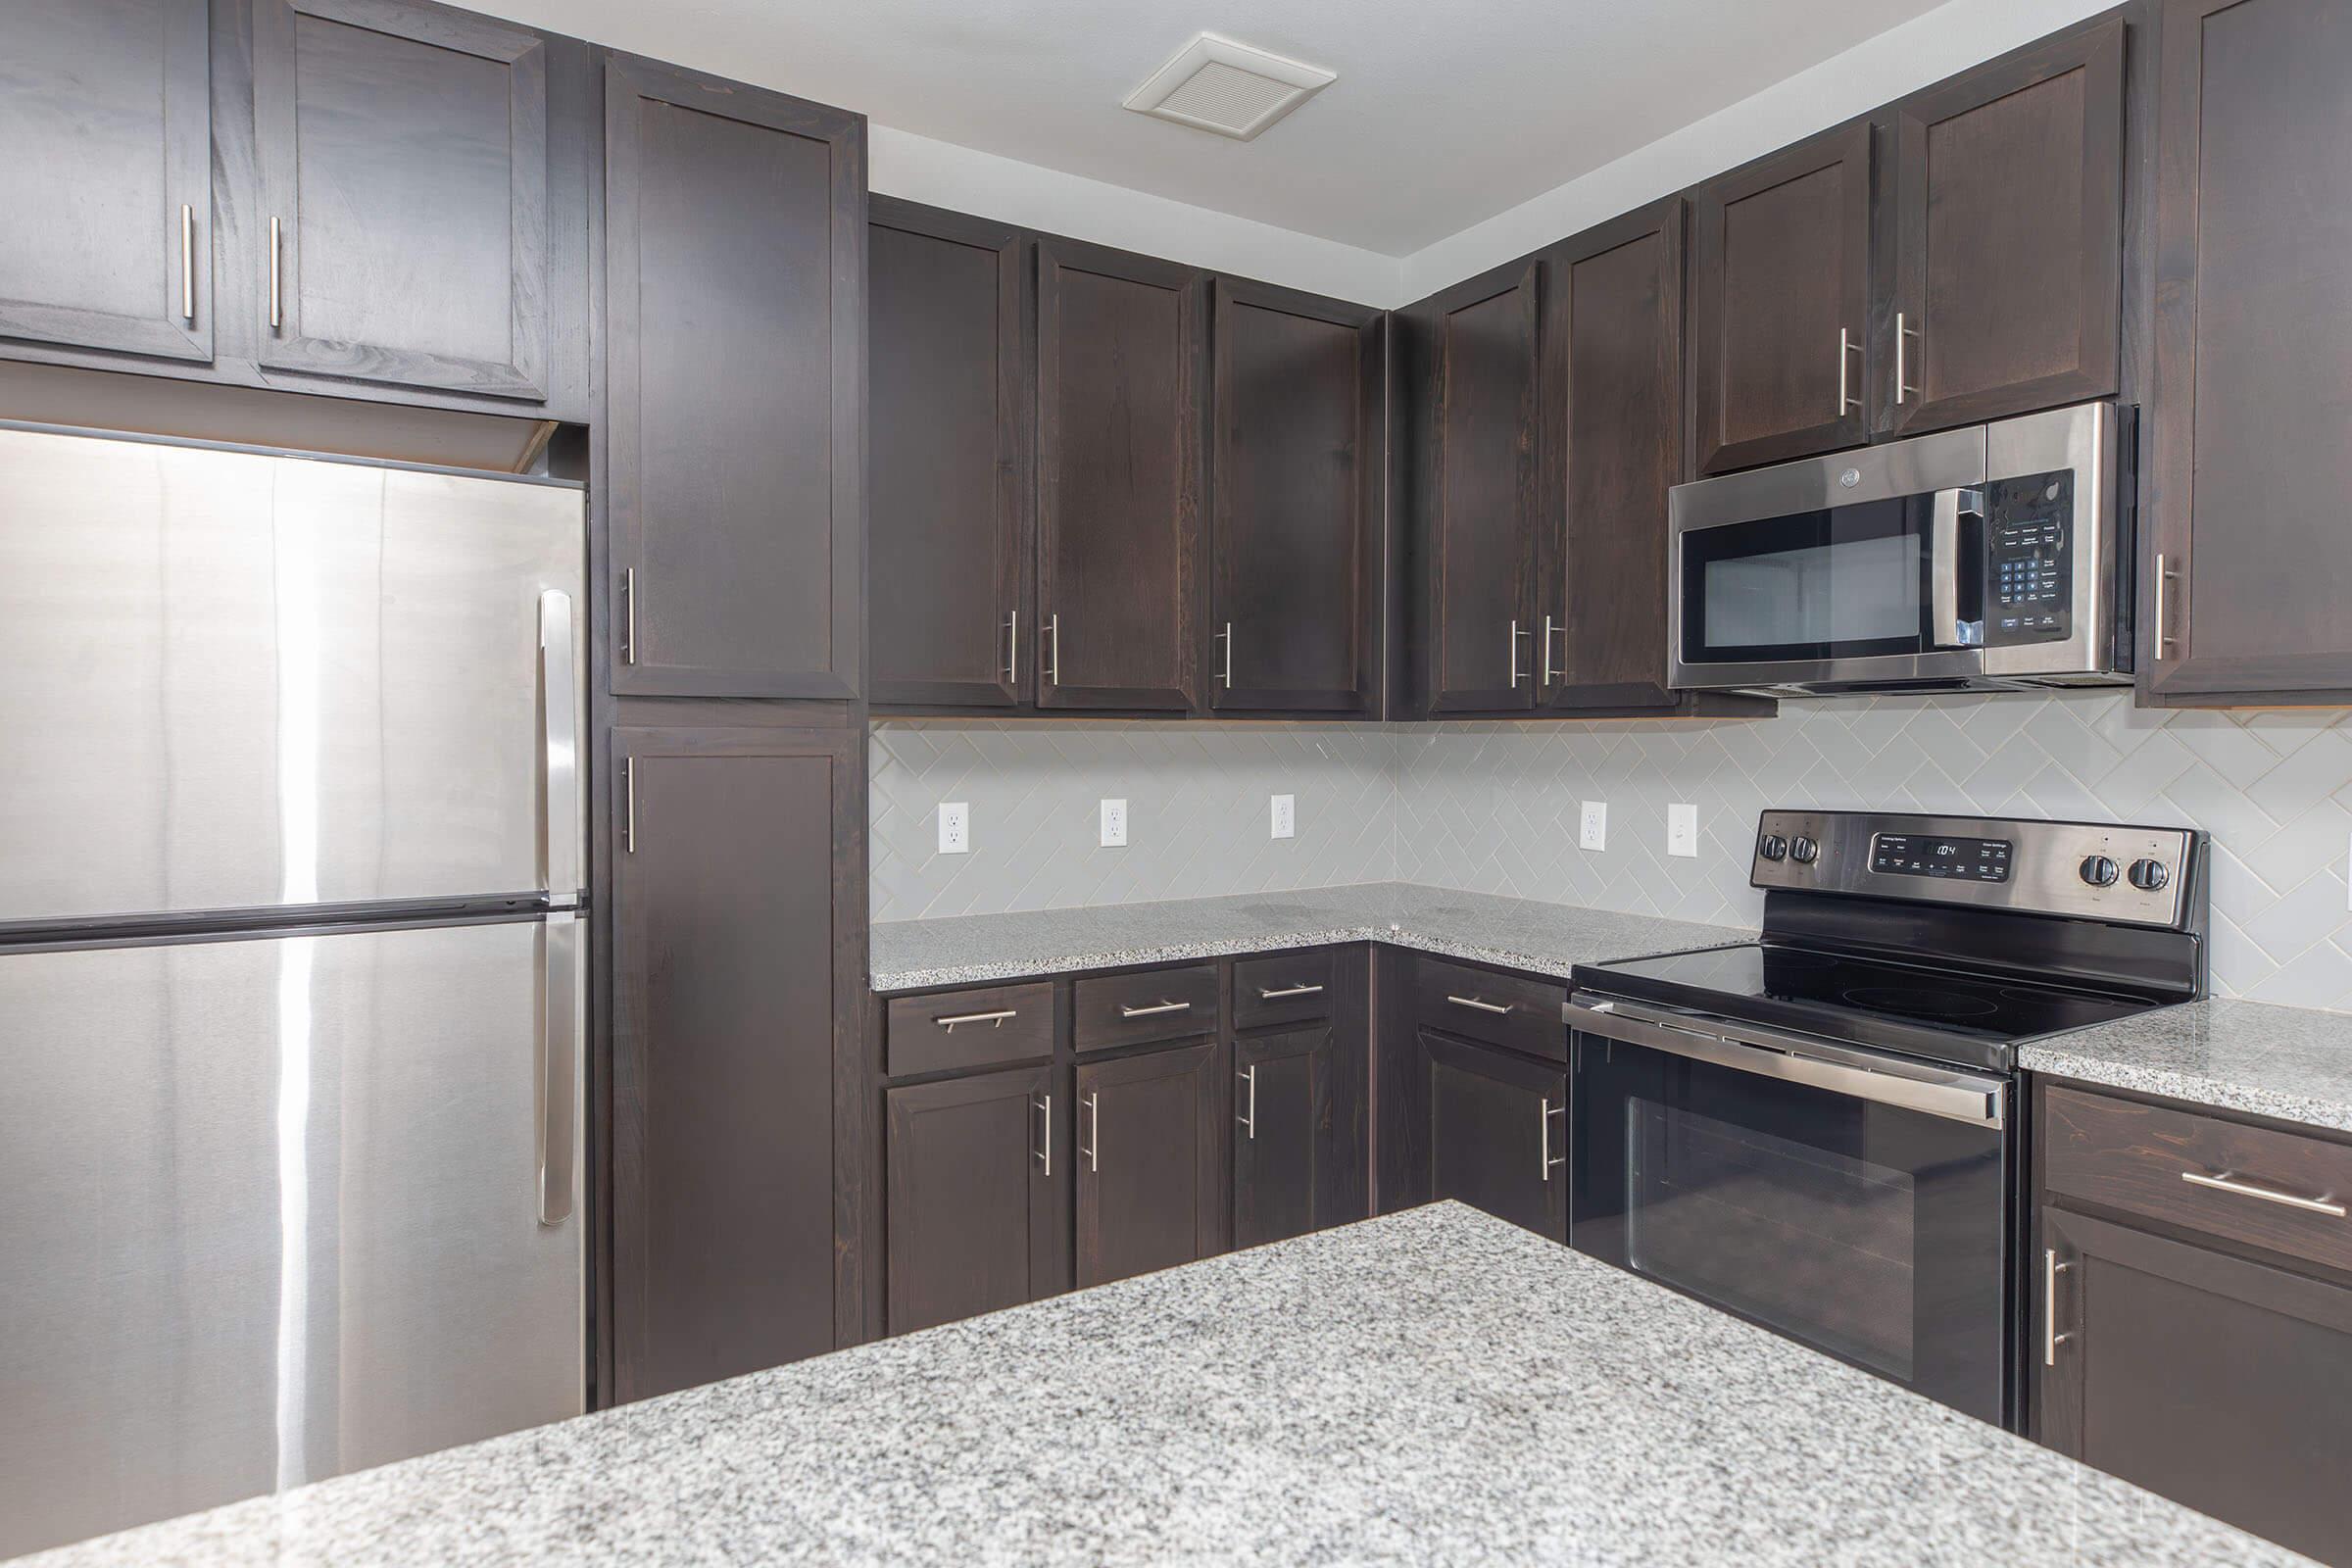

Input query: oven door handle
[1564,997,2007,1129]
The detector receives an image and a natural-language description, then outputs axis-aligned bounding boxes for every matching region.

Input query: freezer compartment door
[0,426,585,924]
[0,916,584,1559]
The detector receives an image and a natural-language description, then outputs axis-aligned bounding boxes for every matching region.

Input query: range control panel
[1749,809,2198,928]
[1984,470,2074,647]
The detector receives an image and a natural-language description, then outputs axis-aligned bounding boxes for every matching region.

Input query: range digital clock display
[1870,833,2012,883]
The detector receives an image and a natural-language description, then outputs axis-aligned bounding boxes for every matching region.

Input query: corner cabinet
[2143,0,2352,704]
[1035,238,1205,712]
[610,723,861,1402]
[604,54,864,699]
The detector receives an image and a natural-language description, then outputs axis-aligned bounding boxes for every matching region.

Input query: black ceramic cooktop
[1573,941,2159,1070]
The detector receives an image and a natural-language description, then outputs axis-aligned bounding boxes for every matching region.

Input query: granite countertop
[869,881,1750,992]
[2022,998,2352,1133]
[18,1203,2306,1568]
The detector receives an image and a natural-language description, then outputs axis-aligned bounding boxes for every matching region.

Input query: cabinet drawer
[2043,1085,2352,1277]
[1233,950,1335,1029]
[1412,956,1567,1062]
[1072,964,1220,1053]
[886,982,1054,1077]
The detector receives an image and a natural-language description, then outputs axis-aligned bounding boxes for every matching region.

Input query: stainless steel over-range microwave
[1667,401,2130,696]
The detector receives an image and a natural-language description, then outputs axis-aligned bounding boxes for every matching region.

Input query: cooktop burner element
[1841,986,2002,1021]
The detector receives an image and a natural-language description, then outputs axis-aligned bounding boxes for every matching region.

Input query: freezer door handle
[540,589,579,906]
[540,912,581,1226]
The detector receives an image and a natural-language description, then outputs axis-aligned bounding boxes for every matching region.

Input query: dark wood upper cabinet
[1075,1040,1225,1287]
[867,198,1032,710]
[1233,1022,1368,1250]
[1539,199,1685,710]
[1409,258,1541,714]
[2040,1205,2352,1566]
[0,0,214,364]
[609,724,860,1402]
[1419,1029,1567,1243]
[1882,16,2124,437]
[885,1063,1060,1335]
[1036,237,1204,711]
[2145,0,2352,703]
[1208,279,1383,714]
[1690,120,1875,474]
[251,0,550,399]
[605,54,863,699]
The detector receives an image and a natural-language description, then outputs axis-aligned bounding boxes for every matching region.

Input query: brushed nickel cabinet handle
[1255,983,1324,1001]
[2155,554,2180,661]
[1035,1094,1052,1177]
[1895,311,1921,404]
[2182,1169,2346,1218]
[1540,1096,1566,1182]
[622,757,637,854]
[1238,1066,1257,1140]
[1508,619,1529,688]
[1119,999,1192,1019]
[934,1008,1016,1031]
[268,216,282,329]
[1446,995,1512,1015]
[1045,612,1060,686]
[1082,1090,1100,1173]
[1005,610,1018,683]
[1542,614,1564,687]
[1216,621,1233,689]
[622,567,639,665]
[2044,1247,2074,1366]
[179,203,195,321]
[1838,327,1863,415]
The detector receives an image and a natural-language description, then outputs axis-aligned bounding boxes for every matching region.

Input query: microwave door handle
[1930,488,1985,649]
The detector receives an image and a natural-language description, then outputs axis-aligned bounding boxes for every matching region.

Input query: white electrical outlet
[1579,801,1606,852]
[938,802,969,856]
[1668,803,1698,858]
[1100,798,1128,848]
[1270,793,1296,840]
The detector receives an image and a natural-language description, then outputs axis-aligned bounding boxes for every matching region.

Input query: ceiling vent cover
[1122,34,1336,141]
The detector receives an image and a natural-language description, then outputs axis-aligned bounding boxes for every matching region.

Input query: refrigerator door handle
[540,911,581,1226]
[539,589,579,907]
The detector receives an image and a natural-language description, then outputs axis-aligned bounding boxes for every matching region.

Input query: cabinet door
[1075,1041,1224,1287]
[606,55,863,699]
[251,0,549,397]
[1540,199,1684,711]
[1422,1030,1566,1243]
[885,1064,1059,1335]
[1036,238,1203,711]
[0,0,212,362]
[868,199,1031,710]
[2145,0,2352,702]
[611,725,859,1400]
[1883,17,2123,437]
[1234,1023,1368,1250]
[2041,1207,2352,1565]
[1412,258,1541,713]
[1209,279,1382,714]
[1690,121,1875,474]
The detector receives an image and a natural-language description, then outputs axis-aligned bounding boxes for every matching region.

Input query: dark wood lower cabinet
[1420,1029,1568,1243]
[1233,1023,1367,1250]
[885,1064,1061,1335]
[2040,1206,2352,1566]
[610,724,858,1401]
[1075,1041,1226,1287]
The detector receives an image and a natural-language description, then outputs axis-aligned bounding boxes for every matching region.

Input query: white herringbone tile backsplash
[872,693,2352,1008]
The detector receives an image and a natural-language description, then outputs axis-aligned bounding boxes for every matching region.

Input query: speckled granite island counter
[869,881,1749,992]
[2021,997,2352,1134]
[16,1204,2311,1568]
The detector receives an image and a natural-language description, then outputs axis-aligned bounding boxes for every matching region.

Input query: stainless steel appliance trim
[1564,995,2009,1129]
[1446,995,1512,1015]
[1035,1094,1052,1176]
[1238,1066,1257,1140]
[180,202,195,321]
[539,911,581,1225]
[933,1008,1016,1031]
[268,216,282,328]
[1256,983,1325,1001]
[539,590,578,907]
[1118,999,1192,1019]
[1929,487,1985,649]
[1747,808,2194,926]
[1983,401,2115,680]
[2181,1169,2346,1219]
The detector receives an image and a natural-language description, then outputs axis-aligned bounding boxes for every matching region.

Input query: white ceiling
[472,0,1948,257]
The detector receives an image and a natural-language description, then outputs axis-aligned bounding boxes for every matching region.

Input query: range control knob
[1790,835,1820,864]
[1758,834,1789,862]
[2128,858,2171,892]
[2079,855,2120,888]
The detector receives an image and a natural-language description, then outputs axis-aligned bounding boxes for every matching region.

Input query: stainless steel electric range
[1566,809,2207,1428]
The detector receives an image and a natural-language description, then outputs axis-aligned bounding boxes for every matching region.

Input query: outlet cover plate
[938,802,969,855]
[1579,801,1606,852]
[1101,798,1128,848]
[1668,803,1698,858]
[1271,793,1296,839]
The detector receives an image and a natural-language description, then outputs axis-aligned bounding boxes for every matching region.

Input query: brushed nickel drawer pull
[1118,999,1193,1019]
[1446,995,1512,1015]
[1256,983,1325,1001]
[2181,1169,2346,1218]
[2044,1247,2074,1366]
[934,1008,1016,1031]
[1238,1066,1256,1140]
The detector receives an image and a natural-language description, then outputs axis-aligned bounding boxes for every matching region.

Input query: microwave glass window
[1624,1097,1918,1381]
[1702,529,1922,651]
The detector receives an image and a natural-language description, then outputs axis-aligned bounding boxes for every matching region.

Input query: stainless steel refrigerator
[0,424,587,1558]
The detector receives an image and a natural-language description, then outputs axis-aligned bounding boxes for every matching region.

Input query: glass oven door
[1568,998,2011,1425]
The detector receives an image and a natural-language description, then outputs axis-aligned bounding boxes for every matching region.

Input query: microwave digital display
[1870,833,2012,883]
